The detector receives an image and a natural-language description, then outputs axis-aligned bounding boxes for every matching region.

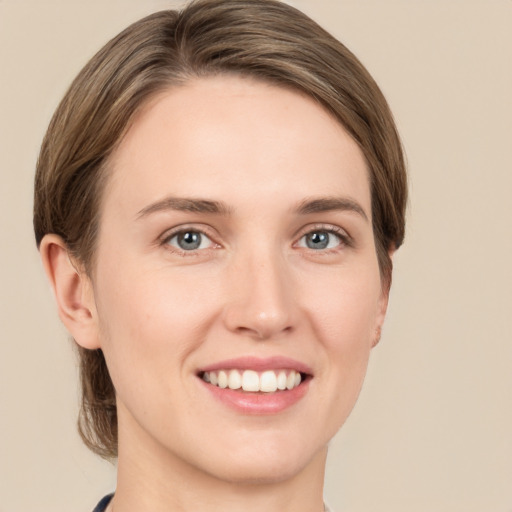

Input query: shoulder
[92,494,114,512]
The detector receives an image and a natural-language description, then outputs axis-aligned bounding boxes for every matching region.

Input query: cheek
[96,267,213,344]
[304,264,382,351]
[302,262,382,422]
[92,260,220,390]
[92,266,226,433]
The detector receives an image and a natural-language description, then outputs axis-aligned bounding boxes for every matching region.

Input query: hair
[34,0,407,459]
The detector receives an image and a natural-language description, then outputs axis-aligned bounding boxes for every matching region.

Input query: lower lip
[200,378,310,414]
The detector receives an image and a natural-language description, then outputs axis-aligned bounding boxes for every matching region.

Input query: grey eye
[300,231,341,250]
[168,231,212,251]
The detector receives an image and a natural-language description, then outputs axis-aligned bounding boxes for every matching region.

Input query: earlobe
[39,234,101,349]
[372,246,395,348]
[372,325,382,348]
[372,291,390,348]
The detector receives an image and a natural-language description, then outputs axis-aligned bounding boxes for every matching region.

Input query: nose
[222,251,298,340]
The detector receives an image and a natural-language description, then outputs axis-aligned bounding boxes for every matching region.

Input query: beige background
[0,1,510,511]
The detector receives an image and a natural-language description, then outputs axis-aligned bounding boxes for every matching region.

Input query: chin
[203,458,312,486]
[194,436,327,486]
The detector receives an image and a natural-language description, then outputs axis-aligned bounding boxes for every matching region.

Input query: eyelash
[295,224,353,253]
[159,224,352,256]
[160,225,218,257]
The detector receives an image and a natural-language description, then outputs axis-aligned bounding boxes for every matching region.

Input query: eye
[297,229,346,250]
[166,230,214,251]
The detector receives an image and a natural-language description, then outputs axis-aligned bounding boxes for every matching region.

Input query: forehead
[104,75,371,218]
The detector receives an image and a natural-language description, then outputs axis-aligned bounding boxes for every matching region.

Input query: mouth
[196,357,312,414]
[199,368,308,393]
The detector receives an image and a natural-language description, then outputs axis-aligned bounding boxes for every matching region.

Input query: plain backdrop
[0,1,510,511]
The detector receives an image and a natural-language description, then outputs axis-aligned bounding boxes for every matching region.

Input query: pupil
[179,231,201,250]
[307,232,329,249]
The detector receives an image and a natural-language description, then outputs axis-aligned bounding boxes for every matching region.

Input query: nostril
[235,324,294,340]
[221,266,297,339]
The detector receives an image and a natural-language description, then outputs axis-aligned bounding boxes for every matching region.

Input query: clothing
[92,494,113,512]
[92,494,332,511]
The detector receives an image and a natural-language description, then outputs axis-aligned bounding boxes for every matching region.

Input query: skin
[41,76,391,512]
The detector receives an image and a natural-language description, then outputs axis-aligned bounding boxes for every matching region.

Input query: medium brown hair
[34,0,407,459]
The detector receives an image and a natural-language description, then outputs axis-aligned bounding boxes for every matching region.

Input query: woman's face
[86,76,389,483]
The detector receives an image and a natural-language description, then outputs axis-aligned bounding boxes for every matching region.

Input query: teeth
[228,369,242,390]
[260,370,277,392]
[218,370,228,389]
[202,369,304,393]
[277,371,286,391]
[242,370,260,392]
[286,372,295,390]
[277,371,287,390]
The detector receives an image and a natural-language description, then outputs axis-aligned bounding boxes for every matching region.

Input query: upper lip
[198,356,313,375]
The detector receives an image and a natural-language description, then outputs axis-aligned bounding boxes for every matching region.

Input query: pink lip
[198,356,313,374]
[200,377,310,414]
[197,356,312,415]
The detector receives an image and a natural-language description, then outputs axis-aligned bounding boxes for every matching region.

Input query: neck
[111,407,327,512]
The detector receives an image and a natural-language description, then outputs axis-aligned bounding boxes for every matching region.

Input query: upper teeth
[202,369,302,393]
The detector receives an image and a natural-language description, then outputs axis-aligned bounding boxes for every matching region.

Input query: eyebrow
[136,197,233,219]
[136,195,368,221]
[296,196,369,221]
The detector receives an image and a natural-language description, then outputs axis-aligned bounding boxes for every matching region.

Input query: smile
[201,369,303,393]
[197,357,312,413]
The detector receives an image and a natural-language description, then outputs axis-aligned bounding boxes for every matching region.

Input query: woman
[34,0,407,510]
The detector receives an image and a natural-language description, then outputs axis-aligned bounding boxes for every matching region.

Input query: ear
[39,234,101,349]
[372,247,396,348]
